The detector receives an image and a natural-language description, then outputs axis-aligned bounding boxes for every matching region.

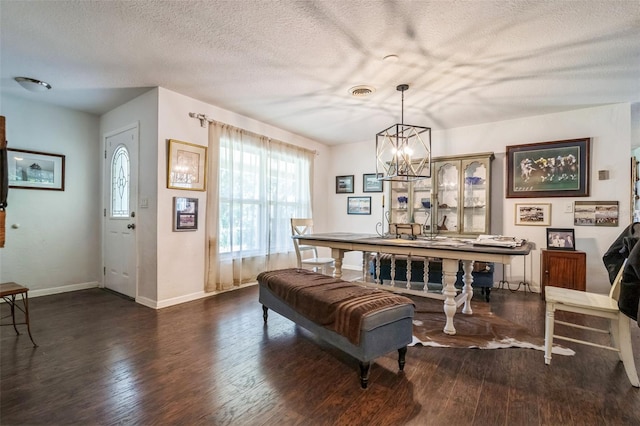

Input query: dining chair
[290,218,334,275]
[544,259,639,387]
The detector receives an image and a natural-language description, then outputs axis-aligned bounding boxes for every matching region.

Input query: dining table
[293,232,532,335]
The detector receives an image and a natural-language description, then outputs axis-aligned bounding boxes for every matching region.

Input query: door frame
[102,122,140,299]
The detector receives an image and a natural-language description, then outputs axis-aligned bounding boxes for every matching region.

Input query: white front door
[103,124,138,298]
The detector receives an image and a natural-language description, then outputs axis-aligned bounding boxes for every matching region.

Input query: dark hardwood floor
[2,280,640,425]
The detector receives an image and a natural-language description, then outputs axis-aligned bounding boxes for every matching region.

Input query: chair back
[609,258,628,301]
[290,218,317,266]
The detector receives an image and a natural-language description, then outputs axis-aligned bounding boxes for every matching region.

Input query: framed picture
[574,201,619,226]
[7,148,65,191]
[173,197,198,231]
[336,175,354,193]
[347,196,371,215]
[167,139,207,191]
[506,138,590,198]
[515,203,551,226]
[363,173,383,192]
[546,228,575,250]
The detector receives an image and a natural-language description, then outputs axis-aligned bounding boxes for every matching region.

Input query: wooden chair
[290,218,334,275]
[1,282,38,347]
[544,260,639,387]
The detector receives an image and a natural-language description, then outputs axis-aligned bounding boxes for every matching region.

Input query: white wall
[0,95,101,295]
[100,88,159,304]
[329,103,633,293]
[154,88,330,307]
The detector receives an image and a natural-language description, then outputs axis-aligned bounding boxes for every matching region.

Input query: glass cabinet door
[390,181,410,224]
[435,161,460,234]
[461,159,490,234]
[412,178,433,233]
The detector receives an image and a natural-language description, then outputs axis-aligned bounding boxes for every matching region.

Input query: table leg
[461,260,474,315]
[331,248,344,279]
[442,258,459,335]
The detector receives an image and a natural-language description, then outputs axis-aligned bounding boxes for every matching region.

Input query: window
[111,145,130,218]
[218,134,312,256]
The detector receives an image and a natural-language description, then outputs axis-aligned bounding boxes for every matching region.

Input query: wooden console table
[293,233,532,335]
[1,282,38,347]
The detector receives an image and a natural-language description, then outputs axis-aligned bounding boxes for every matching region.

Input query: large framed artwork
[167,139,207,191]
[7,148,65,191]
[506,138,590,198]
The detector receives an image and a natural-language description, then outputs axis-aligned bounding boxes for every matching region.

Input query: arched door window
[111,145,130,218]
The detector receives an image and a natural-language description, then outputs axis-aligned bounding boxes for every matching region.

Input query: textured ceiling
[1,0,639,145]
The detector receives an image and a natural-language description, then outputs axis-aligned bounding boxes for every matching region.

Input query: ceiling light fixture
[349,85,375,97]
[14,77,52,92]
[376,84,431,181]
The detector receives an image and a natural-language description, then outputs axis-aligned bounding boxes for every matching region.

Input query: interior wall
[154,88,330,308]
[100,88,159,305]
[329,103,633,293]
[0,94,101,295]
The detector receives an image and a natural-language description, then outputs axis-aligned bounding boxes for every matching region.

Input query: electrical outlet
[565,202,573,213]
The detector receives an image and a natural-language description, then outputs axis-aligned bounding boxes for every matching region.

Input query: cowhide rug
[409,296,575,356]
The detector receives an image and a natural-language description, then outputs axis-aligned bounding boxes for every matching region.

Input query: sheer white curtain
[205,121,314,292]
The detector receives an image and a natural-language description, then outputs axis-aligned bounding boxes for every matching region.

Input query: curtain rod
[188,112,318,156]
[188,112,213,127]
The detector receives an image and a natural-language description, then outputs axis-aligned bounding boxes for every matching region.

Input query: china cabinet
[388,152,494,237]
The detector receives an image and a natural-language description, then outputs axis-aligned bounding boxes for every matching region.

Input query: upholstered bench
[370,254,495,301]
[257,268,415,389]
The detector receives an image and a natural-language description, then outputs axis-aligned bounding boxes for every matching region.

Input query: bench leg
[398,346,407,371]
[359,361,371,389]
[262,305,268,323]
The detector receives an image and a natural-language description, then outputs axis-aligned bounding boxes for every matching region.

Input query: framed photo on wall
[173,197,199,231]
[363,173,383,193]
[514,203,551,226]
[336,175,354,193]
[347,196,371,215]
[506,138,590,198]
[7,148,65,191]
[546,228,575,250]
[167,139,207,191]
[574,200,619,226]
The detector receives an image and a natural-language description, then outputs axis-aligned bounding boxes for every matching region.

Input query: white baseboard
[144,291,207,309]
[27,281,100,298]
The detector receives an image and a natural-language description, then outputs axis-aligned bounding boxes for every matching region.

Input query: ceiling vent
[349,85,375,97]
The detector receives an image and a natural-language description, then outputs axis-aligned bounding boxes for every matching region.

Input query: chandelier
[376,84,431,181]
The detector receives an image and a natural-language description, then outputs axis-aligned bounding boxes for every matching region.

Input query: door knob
[127,224,136,229]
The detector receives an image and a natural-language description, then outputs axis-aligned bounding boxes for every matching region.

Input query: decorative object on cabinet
[173,197,198,231]
[389,223,421,239]
[335,175,354,193]
[506,137,590,198]
[363,173,383,192]
[347,196,371,215]
[387,152,494,238]
[540,249,586,298]
[167,139,207,191]
[375,84,431,182]
[515,203,551,226]
[7,148,65,191]
[546,228,575,250]
[574,200,618,226]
